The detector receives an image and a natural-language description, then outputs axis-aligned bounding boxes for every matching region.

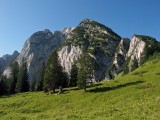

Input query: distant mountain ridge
[0,51,19,74]
[2,19,160,82]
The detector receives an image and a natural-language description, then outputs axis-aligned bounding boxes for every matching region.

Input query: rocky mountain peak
[58,19,122,81]
[13,50,19,55]
[62,27,75,34]
[61,27,74,39]
[44,29,51,33]
[28,29,54,44]
[2,19,160,83]
[79,18,94,24]
[78,18,121,40]
[78,18,105,30]
[15,29,68,81]
[0,51,19,75]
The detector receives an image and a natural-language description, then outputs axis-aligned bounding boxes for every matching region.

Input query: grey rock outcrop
[127,35,146,72]
[2,19,160,83]
[125,35,158,73]
[0,51,19,75]
[109,38,130,78]
[3,28,73,81]
[58,45,82,75]
[58,19,121,81]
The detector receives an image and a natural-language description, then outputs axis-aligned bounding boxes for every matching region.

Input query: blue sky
[0,0,160,57]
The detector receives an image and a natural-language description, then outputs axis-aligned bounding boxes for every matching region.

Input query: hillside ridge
[1,19,160,82]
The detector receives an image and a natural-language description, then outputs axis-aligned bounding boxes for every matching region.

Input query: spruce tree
[0,75,8,95]
[35,62,45,91]
[85,53,94,84]
[44,51,64,94]
[77,55,87,91]
[57,71,68,94]
[0,64,2,76]
[16,62,29,93]
[69,63,78,87]
[30,76,36,92]
[0,65,8,95]
[77,52,94,92]
[8,61,19,94]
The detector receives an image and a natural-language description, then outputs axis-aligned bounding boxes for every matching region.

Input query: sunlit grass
[0,53,160,120]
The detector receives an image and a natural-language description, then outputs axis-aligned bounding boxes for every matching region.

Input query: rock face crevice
[109,38,130,78]
[58,45,82,75]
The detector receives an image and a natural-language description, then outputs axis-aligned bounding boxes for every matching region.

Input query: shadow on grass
[87,83,103,88]
[88,81,145,93]
[70,83,103,91]
[0,93,17,98]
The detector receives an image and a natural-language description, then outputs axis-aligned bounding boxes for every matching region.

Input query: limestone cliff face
[127,36,146,72]
[0,51,19,75]
[58,19,121,81]
[2,19,160,83]
[62,27,75,39]
[58,23,159,81]
[58,45,82,74]
[125,35,158,73]
[109,38,130,78]
[15,28,73,81]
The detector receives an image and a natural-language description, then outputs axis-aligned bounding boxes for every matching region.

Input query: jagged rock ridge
[124,35,159,73]
[3,28,73,81]
[2,19,160,82]
[58,19,122,81]
[0,51,19,75]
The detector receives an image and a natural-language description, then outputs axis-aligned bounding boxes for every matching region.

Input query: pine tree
[8,61,19,94]
[44,51,64,94]
[85,53,94,84]
[0,64,2,76]
[77,55,87,91]
[30,76,36,92]
[77,52,94,92]
[16,62,29,93]
[69,63,78,87]
[0,65,8,95]
[35,62,45,91]
[0,75,8,95]
[57,71,68,94]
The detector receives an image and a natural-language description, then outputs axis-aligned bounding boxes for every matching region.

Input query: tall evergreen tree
[30,76,36,92]
[0,64,2,76]
[77,62,86,91]
[44,51,64,93]
[69,63,78,87]
[0,75,8,95]
[85,53,94,84]
[8,61,19,94]
[0,65,8,95]
[16,62,29,93]
[77,52,94,92]
[57,71,68,94]
[35,62,45,91]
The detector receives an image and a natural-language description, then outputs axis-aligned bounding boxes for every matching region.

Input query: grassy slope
[0,54,160,120]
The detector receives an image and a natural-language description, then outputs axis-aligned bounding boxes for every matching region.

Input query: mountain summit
[0,51,19,74]
[2,19,160,82]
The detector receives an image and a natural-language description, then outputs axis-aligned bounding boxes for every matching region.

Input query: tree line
[0,50,94,96]
[0,61,29,95]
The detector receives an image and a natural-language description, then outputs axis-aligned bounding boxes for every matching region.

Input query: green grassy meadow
[0,54,160,120]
